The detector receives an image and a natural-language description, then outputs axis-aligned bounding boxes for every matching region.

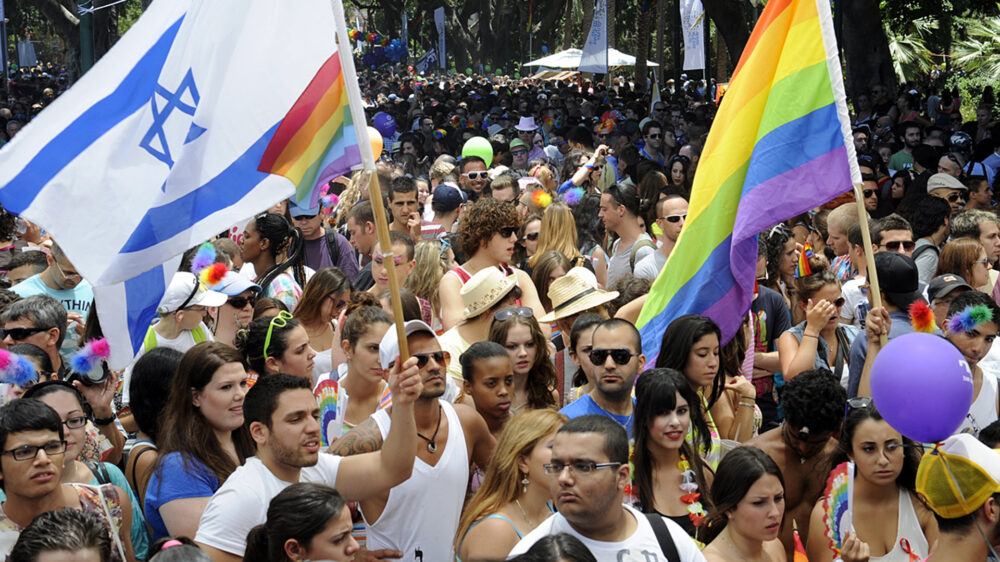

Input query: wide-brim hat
[461,266,517,319]
[540,267,618,323]
[515,116,539,131]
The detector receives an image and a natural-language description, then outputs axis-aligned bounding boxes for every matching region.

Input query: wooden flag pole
[332,0,408,360]
[852,183,887,346]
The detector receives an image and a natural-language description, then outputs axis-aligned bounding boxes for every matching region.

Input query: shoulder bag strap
[644,513,680,562]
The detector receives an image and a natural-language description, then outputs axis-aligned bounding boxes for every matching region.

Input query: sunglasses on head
[524,232,539,241]
[845,396,873,418]
[228,295,256,309]
[881,240,916,252]
[659,214,686,223]
[494,306,533,323]
[412,350,450,368]
[1,326,47,341]
[589,348,639,365]
[499,226,519,239]
[464,171,489,180]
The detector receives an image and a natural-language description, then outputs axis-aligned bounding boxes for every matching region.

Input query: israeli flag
[0,0,342,367]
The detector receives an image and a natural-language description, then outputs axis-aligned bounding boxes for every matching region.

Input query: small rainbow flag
[637,0,860,363]
[795,243,815,278]
[258,52,362,207]
[314,377,342,447]
[793,520,810,562]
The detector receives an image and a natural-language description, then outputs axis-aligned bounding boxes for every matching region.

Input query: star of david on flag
[0,0,363,368]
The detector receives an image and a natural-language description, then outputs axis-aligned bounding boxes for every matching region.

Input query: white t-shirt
[840,276,867,329]
[194,454,342,557]
[634,250,668,281]
[507,504,706,561]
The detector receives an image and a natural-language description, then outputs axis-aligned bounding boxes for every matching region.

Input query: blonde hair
[429,159,456,181]
[454,409,567,553]
[334,171,368,226]
[404,240,447,317]
[528,164,558,192]
[529,202,584,268]
[827,202,863,234]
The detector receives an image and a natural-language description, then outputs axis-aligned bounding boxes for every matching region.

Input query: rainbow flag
[258,52,362,207]
[637,0,860,363]
[795,243,815,278]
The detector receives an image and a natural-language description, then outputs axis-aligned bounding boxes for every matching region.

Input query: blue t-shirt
[144,452,220,541]
[559,394,635,438]
[12,273,93,356]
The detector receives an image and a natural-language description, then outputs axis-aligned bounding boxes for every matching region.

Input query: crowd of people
[1,67,1000,561]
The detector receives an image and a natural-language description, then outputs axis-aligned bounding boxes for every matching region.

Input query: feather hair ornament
[189,242,228,288]
[531,190,552,208]
[68,338,111,378]
[0,349,38,388]
[908,301,936,333]
[947,304,994,335]
[562,187,585,206]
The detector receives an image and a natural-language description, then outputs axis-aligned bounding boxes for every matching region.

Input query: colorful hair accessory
[794,243,815,278]
[909,301,936,333]
[68,338,111,378]
[947,304,994,335]
[563,187,585,206]
[433,128,446,140]
[189,242,228,288]
[450,115,461,127]
[0,349,38,387]
[531,190,552,208]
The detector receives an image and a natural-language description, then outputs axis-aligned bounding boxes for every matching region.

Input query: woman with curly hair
[438,197,547,332]
[489,308,560,411]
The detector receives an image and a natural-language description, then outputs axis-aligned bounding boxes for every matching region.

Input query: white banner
[680,0,705,71]
[434,7,446,70]
[579,0,608,74]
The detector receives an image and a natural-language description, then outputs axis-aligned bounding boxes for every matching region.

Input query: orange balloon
[368,126,383,157]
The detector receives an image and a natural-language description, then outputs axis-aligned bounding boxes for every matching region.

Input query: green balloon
[495,69,502,75]
[462,136,494,167]
[514,72,521,78]
[485,64,492,72]
[465,67,473,74]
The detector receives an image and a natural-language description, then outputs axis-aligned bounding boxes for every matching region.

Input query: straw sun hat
[461,266,518,319]
[540,267,618,323]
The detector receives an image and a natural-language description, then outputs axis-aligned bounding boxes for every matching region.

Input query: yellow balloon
[368,126,383,157]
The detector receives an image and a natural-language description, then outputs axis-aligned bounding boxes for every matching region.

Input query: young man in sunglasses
[289,199,360,283]
[330,319,495,561]
[638,120,666,166]
[636,194,688,281]
[841,215,917,328]
[559,319,644,438]
[458,156,489,198]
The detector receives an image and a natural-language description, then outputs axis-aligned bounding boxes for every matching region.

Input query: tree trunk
[839,0,896,101]
[657,0,667,72]
[581,0,595,49]
[26,0,81,80]
[701,0,750,66]
[634,2,651,92]
[562,0,574,49]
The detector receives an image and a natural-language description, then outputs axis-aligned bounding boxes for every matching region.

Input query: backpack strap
[142,326,158,354]
[911,242,939,262]
[629,239,658,271]
[86,461,113,486]
[645,513,681,562]
[324,229,341,268]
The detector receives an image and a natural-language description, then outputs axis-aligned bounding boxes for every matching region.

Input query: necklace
[417,404,443,453]
[514,499,537,527]
[678,451,707,526]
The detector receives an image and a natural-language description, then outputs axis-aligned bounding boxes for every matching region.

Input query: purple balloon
[373,112,396,138]
[870,332,973,443]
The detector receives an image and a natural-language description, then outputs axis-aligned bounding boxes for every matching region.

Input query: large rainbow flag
[637,0,860,364]
[258,52,362,207]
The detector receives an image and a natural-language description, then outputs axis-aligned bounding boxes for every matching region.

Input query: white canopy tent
[524,47,659,69]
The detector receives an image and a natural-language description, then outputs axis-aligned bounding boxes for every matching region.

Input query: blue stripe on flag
[124,264,168,355]
[118,122,279,254]
[1,16,186,214]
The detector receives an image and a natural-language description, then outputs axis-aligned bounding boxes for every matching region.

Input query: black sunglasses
[494,306,533,323]
[589,348,639,365]
[646,133,662,139]
[1,326,47,341]
[228,295,257,309]
[946,192,965,203]
[881,240,916,252]
[412,350,450,368]
[292,214,318,221]
[499,227,519,239]
[863,189,877,198]
[524,232,539,241]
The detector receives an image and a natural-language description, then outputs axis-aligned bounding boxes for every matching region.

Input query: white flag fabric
[0,0,345,367]
[579,0,608,74]
[681,0,705,70]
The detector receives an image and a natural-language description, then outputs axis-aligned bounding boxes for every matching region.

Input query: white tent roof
[524,48,659,68]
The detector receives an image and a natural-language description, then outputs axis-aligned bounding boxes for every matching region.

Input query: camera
[67,362,111,386]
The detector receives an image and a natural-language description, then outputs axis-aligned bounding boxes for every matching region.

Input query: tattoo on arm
[328,419,383,456]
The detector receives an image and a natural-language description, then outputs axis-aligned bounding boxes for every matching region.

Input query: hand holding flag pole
[332,0,408,360]
[852,183,887,346]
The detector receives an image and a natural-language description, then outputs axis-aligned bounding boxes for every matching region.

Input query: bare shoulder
[747,427,781,454]
[328,417,384,456]
[764,538,788,561]
[462,514,522,561]
[454,403,488,429]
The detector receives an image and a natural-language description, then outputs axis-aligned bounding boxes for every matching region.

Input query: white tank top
[869,490,928,561]
[363,400,469,561]
[958,371,999,437]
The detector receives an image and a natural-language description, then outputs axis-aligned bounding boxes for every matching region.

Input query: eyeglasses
[412,350,450,368]
[292,214,318,221]
[464,171,489,180]
[880,240,916,252]
[494,306,533,323]
[263,310,293,361]
[646,133,662,139]
[1,326,47,341]
[977,258,991,265]
[1,440,67,461]
[523,232,539,241]
[589,348,639,365]
[511,150,528,157]
[863,189,877,198]
[62,416,88,429]
[659,214,686,223]
[227,295,256,309]
[543,460,622,475]
[499,227,519,239]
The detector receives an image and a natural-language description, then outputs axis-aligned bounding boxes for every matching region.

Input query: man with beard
[330,320,496,561]
[194,361,424,561]
[889,122,921,171]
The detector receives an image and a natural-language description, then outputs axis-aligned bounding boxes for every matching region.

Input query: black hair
[565,125,593,148]
[129,347,184,441]
[244,373,312,429]
[460,341,511,382]
[872,214,913,245]
[980,420,1000,449]
[507,533,598,562]
[781,369,847,433]
[7,250,48,274]
[947,290,1000,328]
[388,175,417,200]
[460,155,486,173]
[569,313,604,387]
[10,508,112,562]
[557,414,629,465]
[9,343,53,376]
[704,446,784,533]
[604,183,642,218]
[244,483,350,562]
[633,368,713,519]
[0,399,64,487]
[911,196,952,239]
[655,314,726,418]
[574,193,605,254]
[22,380,92,420]
[235,314,302,375]
[593,318,642,353]
[831,402,920,490]
[252,212,307,289]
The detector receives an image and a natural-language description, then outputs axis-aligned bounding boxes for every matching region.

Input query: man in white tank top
[331,320,496,561]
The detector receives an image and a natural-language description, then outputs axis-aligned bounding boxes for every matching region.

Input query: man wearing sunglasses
[289,199,360,284]
[11,242,93,356]
[560,319,644,438]
[1,295,69,378]
[928,171,968,215]
[330,319,495,561]
[458,156,489,197]
[638,120,666,166]
[841,215,918,328]
[636,194,688,281]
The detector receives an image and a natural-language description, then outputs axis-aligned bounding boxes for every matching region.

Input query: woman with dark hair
[760,223,798,310]
[573,193,609,288]
[668,154,692,195]
[235,312,316,381]
[888,169,914,209]
[145,343,254,541]
[632,369,714,542]
[807,399,936,561]
[240,212,307,311]
[656,315,756,470]
[489,308,559,411]
[529,250,571,314]
[507,533,598,562]
[702,447,786,561]
[565,313,604,404]
[293,267,352,379]
[244,483,358,562]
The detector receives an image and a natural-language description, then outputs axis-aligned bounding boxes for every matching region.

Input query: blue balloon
[373,112,397,138]
[541,45,548,53]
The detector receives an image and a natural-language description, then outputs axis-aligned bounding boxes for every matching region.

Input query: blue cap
[432,182,467,213]
[289,199,321,217]
[214,271,262,296]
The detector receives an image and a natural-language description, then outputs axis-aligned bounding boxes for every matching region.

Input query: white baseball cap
[379,319,441,370]
[157,272,227,314]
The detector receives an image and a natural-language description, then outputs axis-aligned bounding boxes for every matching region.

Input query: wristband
[584,164,596,170]
[802,333,819,339]
[739,402,756,409]
[93,414,117,426]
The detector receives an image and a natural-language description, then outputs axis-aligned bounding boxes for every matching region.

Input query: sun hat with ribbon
[540,267,618,323]
[460,266,517,319]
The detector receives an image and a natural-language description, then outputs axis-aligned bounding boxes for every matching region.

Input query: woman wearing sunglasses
[488,307,559,412]
[209,272,261,349]
[235,311,317,382]
[935,238,991,293]
[806,399,936,561]
[293,267,352,381]
[778,253,858,387]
